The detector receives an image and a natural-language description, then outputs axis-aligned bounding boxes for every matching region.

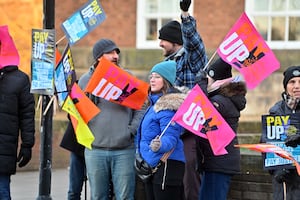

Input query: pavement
[11,168,90,200]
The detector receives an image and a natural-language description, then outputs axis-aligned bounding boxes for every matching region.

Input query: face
[159,40,179,57]
[286,77,300,98]
[101,50,119,65]
[149,72,164,93]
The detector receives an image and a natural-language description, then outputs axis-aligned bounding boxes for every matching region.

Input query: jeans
[68,152,86,200]
[199,171,231,200]
[0,174,11,200]
[85,147,135,200]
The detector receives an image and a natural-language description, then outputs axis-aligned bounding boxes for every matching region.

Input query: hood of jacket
[210,81,247,111]
[154,86,189,113]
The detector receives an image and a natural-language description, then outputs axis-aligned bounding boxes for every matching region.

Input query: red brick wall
[55,0,245,50]
[56,0,137,47]
[195,1,245,49]
[1,0,248,71]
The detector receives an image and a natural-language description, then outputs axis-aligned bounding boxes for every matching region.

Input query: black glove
[17,147,32,168]
[285,134,300,147]
[274,169,292,183]
[195,70,208,96]
[180,0,191,12]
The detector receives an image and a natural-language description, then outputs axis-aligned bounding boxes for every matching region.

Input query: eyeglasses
[148,74,162,80]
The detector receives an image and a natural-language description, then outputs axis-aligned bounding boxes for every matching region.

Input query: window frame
[245,0,300,49]
[136,0,193,49]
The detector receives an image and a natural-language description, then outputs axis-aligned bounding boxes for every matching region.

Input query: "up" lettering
[219,32,249,62]
[182,103,206,131]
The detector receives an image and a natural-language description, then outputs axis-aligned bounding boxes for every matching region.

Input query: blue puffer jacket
[136,88,187,167]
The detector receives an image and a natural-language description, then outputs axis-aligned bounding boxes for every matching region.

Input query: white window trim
[136,0,193,49]
[245,0,300,49]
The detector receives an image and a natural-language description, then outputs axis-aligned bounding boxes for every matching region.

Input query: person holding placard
[79,39,144,200]
[261,65,300,200]
[135,60,187,200]
[195,58,247,200]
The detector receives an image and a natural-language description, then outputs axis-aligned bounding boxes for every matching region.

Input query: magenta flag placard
[0,25,20,69]
[217,12,280,89]
[173,85,236,155]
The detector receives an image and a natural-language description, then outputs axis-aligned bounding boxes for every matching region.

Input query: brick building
[2,1,300,199]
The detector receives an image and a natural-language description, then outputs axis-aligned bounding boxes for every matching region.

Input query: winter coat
[165,15,207,89]
[261,98,300,143]
[0,66,35,174]
[262,97,300,200]
[78,66,144,149]
[136,87,187,167]
[196,81,247,175]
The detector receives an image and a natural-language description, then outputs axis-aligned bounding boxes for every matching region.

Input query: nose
[112,51,119,60]
[159,40,163,47]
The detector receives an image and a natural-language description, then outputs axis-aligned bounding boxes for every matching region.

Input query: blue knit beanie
[150,61,176,85]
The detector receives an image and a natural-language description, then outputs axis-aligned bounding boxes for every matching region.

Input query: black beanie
[159,21,183,45]
[283,66,300,89]
[92,39,120,60]
[207,58,232,81]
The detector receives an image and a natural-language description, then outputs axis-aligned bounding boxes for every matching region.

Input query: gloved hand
[17,147,32,168]
[274,169,291,183]
[180,0,191,12]
[150,136,161,152]
[195,69,208,95]
[285,134,300,147]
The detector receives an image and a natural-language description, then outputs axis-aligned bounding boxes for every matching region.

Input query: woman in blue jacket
[136,60,187,200]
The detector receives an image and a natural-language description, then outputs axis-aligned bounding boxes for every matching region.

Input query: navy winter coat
[196,82,247,175]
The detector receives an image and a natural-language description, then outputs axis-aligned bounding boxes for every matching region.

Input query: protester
[158,1,208,199]
[136,60,186,200]
[195,58,247,200]
[79,39,144,200]
[261,65,300,200]
[0,25,35,199]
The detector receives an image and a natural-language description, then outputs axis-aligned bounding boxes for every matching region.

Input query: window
[245,0,300,49]
[136,0,192,49]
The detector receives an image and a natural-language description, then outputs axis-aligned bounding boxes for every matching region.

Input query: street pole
[37,0,55,199]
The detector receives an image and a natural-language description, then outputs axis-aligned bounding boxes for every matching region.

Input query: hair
[146,79,173,107]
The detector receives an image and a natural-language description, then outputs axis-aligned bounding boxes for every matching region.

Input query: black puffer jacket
[0,66,35,174]
[196,82,247,175]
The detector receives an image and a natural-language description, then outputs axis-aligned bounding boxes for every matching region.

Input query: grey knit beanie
[92,39,120,60]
